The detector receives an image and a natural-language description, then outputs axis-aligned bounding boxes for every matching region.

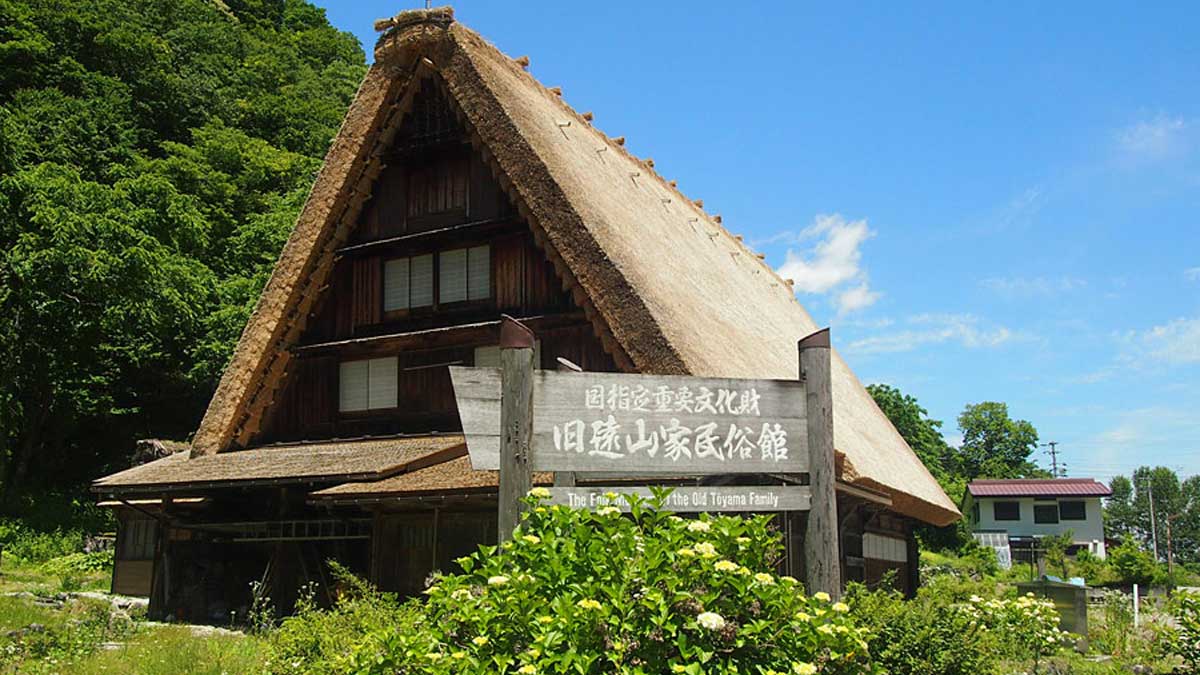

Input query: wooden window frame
[382,253,436,318]
[382,245,494,321]
[338,357,400,415]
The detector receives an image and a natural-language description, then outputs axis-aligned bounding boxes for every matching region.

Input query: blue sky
[314,2,1200,482]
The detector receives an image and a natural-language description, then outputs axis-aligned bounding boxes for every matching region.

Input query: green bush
[1072,550,1109,585]
[40,549,114,577]
[0,595,133,671]
[268,565,415,674]
[1169,590,1200,671]
[0,520,82,564]
[336,490,875,675]
[963,593,1068,672]
[1107,538,1157,586]
[846,580,995,675]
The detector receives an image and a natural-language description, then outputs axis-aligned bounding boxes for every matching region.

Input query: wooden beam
[335,218,515,256]
[291,312,585,358]
[799,328,841,599]
[498,316,535,543]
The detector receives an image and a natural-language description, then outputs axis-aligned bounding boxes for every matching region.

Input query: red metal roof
[967,478,1112,498]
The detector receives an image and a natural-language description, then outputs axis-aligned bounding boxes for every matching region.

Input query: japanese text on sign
[556,384,789,465]
[584,384,761,416]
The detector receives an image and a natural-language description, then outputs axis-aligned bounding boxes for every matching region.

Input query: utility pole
[1041,441,1063,477]
[1139,478,1160,563]
[1165,513,1181,578]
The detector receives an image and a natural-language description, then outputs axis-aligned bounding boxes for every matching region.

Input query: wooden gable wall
[254,77,615,445]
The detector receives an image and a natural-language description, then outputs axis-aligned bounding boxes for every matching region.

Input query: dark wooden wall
[250,75,619,446]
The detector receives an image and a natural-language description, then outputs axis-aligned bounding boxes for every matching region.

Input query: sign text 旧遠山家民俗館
[450,368,809,474]
[551,382,792,466]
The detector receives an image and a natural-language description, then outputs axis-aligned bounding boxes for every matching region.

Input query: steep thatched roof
[93,435,463,494]
[186,7,958,525]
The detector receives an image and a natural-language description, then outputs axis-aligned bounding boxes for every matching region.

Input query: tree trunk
[3,392,50,507]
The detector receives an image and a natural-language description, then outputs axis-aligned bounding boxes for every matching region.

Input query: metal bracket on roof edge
[499,314,535,349]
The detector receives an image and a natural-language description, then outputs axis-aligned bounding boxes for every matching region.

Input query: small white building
[964,478,1111,561]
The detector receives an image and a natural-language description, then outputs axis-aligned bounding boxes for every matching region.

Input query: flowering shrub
[345,490,876,674]
[960,593,1066,673]
[846,579,997,675]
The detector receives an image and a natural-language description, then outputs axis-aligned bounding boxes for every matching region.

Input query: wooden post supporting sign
[799,328,841,599]
[498,316,535,543]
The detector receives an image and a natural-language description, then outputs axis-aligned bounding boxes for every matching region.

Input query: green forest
[0,0,367,504]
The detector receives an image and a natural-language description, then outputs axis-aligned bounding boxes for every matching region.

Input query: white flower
[753,572,775,585]
[597,506,620,516]
[813,591,831,602]
[697,611,725,630]
[687,520,711,533]
[487,575,509,586]
[694,542,718,557]
[528,487,551,499]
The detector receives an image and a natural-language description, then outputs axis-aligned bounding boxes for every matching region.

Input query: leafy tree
[950,402,1042,481]
[866,384,973,550]
[1040,531,1073,578]
[1105,475,1138,539]
[1104,467,1198,566]
[1108,537,1158,586]
[866,384,953,488]
[0,0,366,504]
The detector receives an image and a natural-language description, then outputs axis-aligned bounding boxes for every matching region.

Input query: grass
[60,626,266,675]
[0,552,111,595]
[0,563,267,674]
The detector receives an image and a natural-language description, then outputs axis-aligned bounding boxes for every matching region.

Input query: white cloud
[1137,317,1200,365]
[837,283,881,314]
[844,313,1015,355]
[1072,406,1200,478]
[980,276,1087,297]
[775,214,880,315]
[1185,267,1200,282]
[1116,114,1188,160]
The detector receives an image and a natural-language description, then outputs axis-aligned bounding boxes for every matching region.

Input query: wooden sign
[461,317,839,598]
[545,486,812,512]
[450,368,808,474]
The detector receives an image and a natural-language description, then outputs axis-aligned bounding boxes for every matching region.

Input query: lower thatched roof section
[310,453,552,501]
[93,435,464,494]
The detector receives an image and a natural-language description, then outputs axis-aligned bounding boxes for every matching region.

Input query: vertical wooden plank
[553,355,582,487]
[905,525,920,599]
[800,328,841,599]
[498,317,535,543]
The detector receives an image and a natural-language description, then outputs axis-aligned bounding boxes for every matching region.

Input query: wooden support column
[800,328,841,599]
[905,523,920,598]
[498,315,535,543]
